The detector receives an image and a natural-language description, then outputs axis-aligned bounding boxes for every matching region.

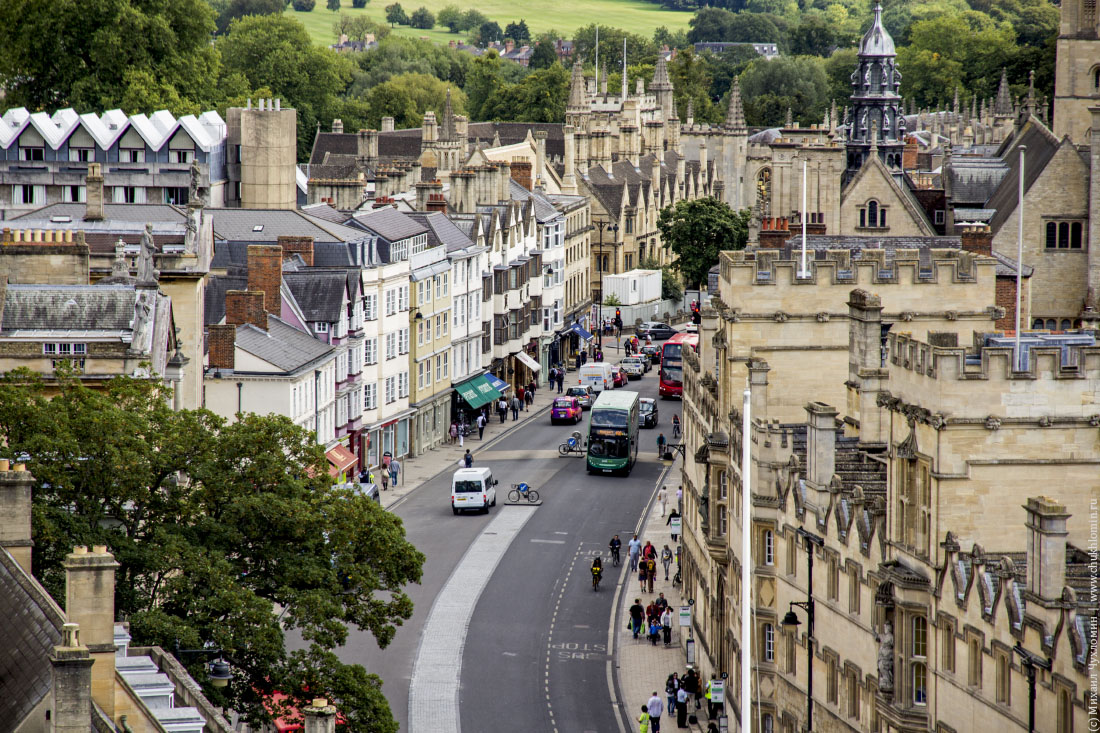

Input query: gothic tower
[651,56,675,124]
[1052,0,1100,141]
[845,2,906,183]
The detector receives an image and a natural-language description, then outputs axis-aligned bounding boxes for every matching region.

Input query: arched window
[1059,221,1070,248]
[1094,66,1100,91]
[1046,221,1057,248]
[1070,222,1083,248]
[1060,319,1072,331]
[1032,318,1045,329]
[868,200,879,227]
[1045,318,1057,330]
[912,615,928,704]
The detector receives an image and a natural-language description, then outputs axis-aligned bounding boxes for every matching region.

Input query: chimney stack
[279,235,315,266]
[1024,496,1069,602]
[562,125,577,194]
[208,324,237,370]
[332,119,344,134]
[959,224,993,256]
[0,462,35,575]
[303,698,338,733]
[804,402,838,489]
[416,180,443,211]
[357,129,379,166]
[84,163,104,222]
[510,157,533,191]
[381,116,395,133]
[225,290,267,329]
[64,545,120,718]
[247,244,283,317]
[426,192,448,212]
[50,623,94,733]
[748,359,770,424]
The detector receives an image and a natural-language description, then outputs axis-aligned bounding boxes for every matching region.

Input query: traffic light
[614,309,623,329]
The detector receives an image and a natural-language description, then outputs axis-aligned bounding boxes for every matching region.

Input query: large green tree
[362,72,467,128]
[739,54,830,127]
[658,198,750,289]
[0,0,221,111]
[0,370,424,732]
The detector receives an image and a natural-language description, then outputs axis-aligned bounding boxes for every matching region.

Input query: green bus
[586,390,640,475]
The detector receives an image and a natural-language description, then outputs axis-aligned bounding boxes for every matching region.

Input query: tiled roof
[283,271,348,323]
[948,161,1007,205]
[208,209,366,244]
[300,202,349,223]
[508,180,560,223]
[203,274,247,325]
[9,202,187,225]
[1,284,139,331]
[351,206,428,242]
[986,118,1061,232]
[234,316,334,373]
[406,211,475,252]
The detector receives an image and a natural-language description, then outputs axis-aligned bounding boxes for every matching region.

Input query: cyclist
[609,535,622,566]
[671,414,681,439]
[591,556,603,590]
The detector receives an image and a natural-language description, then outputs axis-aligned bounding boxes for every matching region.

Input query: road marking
[502,652,517,657]
[554,531,569,535]
[531,538,566,544]
[407,506,537,733]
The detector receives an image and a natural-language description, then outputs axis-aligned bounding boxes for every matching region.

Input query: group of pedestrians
[357,458,400,491]
[547,366,567,393]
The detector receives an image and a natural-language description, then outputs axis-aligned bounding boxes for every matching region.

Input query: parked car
[551,396,584,424]
[620,357,645,379]
[637,322,676,340]
[565,385,595,409]
[612,366,627,387]
[639,398,659,428]
[641,344,662,365]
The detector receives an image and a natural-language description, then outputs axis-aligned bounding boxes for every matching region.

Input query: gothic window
[968,636,983,688]
[1044,220,1086,249]
[861,200,886,228]
[786,533,797,576]
[868,201,878,226]
[1056,685,1073,732]
[763,529,774,565]
[912,615,928,705]
[827,656,838,703]
[940,618,956,673]
[849,565,861,614]
[995,649,1010,704]
[1061,318,1072,330]
[1094,66,1100,90]
[847,669,861,720]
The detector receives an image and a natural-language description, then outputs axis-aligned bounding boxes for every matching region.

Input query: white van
[579,362,615,392]
[451,467,498,514]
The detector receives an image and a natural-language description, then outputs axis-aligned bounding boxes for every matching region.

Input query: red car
[551,396,583,424]
[612,367,627,388]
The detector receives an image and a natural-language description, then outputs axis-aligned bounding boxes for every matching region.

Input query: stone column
[64,545,120,718]
[1087,108,1100,312]
[303,698,338,733]
[748,359,770,424]
[50,623,94,733]
[1024,496,1069,602]
[0,461,34,575]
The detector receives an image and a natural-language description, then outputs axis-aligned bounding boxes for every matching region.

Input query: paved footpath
[612,452,720,733]
[379,384,562,510]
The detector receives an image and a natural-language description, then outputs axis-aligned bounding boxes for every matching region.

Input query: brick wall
[225,290,266,329]
[960,225,993,255]
[278,236,314,267]
[247,245,282,316]
[510,159,533,191]
[208,324,236,369]
[995,275,1025,331]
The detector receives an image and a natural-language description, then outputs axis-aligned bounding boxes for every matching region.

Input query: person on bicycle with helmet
[591,556,603,587]
[609,535,622,565]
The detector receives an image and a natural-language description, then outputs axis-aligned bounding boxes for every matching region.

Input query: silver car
[620,357,645,379]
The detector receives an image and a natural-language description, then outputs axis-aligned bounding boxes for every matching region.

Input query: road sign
[670,516,682,534]
[710,679,725,701]
[679,605,691,627]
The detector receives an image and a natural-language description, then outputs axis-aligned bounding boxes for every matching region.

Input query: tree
[529,38,559,70]
[363,72,467,127]
[437,5,463,32]
[384,2,407,25]
[657,198,750,289]
[293,0,315,9]
[460,8,489,32]
[669,48,718,125]
[504,20,531,45]
[738,55,829,127]
[352,0,369,7]
[217,0,288,34]
[327,0,341,11]
[0,370,424,733]
[653,26,690,50]
[334,13,390,41]
[350,35,470,90]
[573,24,658,71]
[789,14,840,57]
[483,62,569,122]
[0,0,221,112]
[477,20,503,45]
[409,6,434,29]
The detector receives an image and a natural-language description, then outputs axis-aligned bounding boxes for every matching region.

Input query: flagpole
[741,388,752,733]
[800,159,808,277]
[1014,145,1026,370]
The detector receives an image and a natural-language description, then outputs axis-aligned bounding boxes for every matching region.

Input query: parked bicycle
[508,482,540,503]
[558,431,584,456]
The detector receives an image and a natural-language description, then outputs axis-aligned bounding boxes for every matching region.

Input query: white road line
[408,506,537,733]
[531,538,566,544]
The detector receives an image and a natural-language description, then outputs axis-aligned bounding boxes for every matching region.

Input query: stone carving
[928,413,947,430]
[984,416,1002,431]
[773,311,789,323]
[1038,415,1052,427]
[945,310,958,321]
[816,312,830,323]
[900,311,915,322]
[137,224,159,282]
[875,622,895,692]
[189,159,201,204]
[1089,414,1100,427]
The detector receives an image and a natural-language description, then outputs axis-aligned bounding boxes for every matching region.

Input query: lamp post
[1013,643,1051,733]
[781,528,825,732]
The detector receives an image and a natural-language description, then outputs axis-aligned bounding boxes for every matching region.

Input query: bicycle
[507,482,540,503]
[591,568,602,592]
[610,545,621,566]
[672,419,682,440]
[558,431,584,456]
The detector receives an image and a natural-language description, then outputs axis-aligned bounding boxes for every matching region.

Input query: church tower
[651,56,675,124]
[845,2,906,183]
[1052,0,1100,141]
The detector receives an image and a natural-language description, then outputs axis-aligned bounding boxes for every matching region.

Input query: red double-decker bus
[658,332,699,397]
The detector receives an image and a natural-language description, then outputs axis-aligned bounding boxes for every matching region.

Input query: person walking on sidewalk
[517,385,526,410]
[646,692,664,733]
[666,508,681,542]
[638,561,648,593]
[642,540,657,562]
[524,388,533,410]
[477,412,487,439]
[628,534,642,572]
[646,557,657,593]
[656,432,667,458]
[380,468,389,491]
[497,398,507,423]
[675,686,689,728]
[664,673,679,717]
[389,458,401,487]
[557,370,565,393]
[463,450,473,468]
[660,606,673,646]
[510,395,520,420]
[629,599,645,639]
[705,675,718,719]
[661,545,673,580]
[638,706,650,733]
[449,422,458,444]
[657,485,668,517]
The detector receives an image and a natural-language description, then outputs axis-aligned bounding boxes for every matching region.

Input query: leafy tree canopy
[573,25,659,72]
[216,0,287,34]
[384,2,407,25]
[529,36,560,70]
[738,54,829,127]
[362,72,467,128]
[334,13,390,42]
[0,370,424,733]
[409,6,434,29]
[351,35,470,92]
[658,198,750,288]
[504,20,531,45]
[480,62,569,122]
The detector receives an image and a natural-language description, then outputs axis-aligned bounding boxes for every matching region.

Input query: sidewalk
[378,384,562,510]
[613,454,719,733]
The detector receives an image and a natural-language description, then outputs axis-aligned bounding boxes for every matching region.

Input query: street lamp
[1013,643,1051,733]
[780,528,825,732]
[661,441,686,467]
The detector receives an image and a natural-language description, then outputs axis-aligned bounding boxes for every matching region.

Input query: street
[330,369,672,732]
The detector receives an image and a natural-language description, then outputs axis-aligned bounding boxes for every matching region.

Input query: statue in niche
[881,66,889,87]
[137,223,159,282]
[863,65,871,88]
[875,622,895,692]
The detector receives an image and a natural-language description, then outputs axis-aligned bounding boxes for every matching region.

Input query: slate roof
[234,316,334,373]
[948,160,1007,205]
[309,131,358,167]
[9,202,187,225]
[207,209,367,244]
[508,180,560,223]
[1,284,139,331]
[203,274,247,325]
[300,202,348,223]
[986,118,1061,232]
[406,211,476,252]
[350,206,428,242]
[283,271,348,323]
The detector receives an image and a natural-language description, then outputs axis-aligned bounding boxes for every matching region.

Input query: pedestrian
[676,485,683,510]
[628,534,642,572]
[682,669,700,712]
[661,545,673,580]
[449,422,458,444]
[517,385,526,410]
[705,675,717,719]
[665,673,679,716]
[638,706,650,733]
[655,592,669,615]
[648,618,661,645]
[629,598,645,640]
[660,606,673,646]
[638,561,648,593]
[463,449,473,468]
[657,485,668,517]
[646,558,656,593]
[498,397,508,423]
[389,458,401,487]
[524,389,533,409]
[557,370,564,393]
[642,540,657,561]
[528,380,536,398]
[458,424,464,447]
[477,411,487,439]
[380,468,389,491]
[656,432,667,458]
[676,686,689,728]
[510,394,520,420]
[667,508,681,542]
[689,669,704,711]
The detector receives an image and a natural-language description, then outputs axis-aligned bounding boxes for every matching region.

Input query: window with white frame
[435,355,442,382]
[364,294,377,320]
[418,361,428,389]
[442,352,448,379]
[912,615,928,705]
[391,239,409,261]
[435,314,442,340]
[13,184,45,205]
[435,275,442,299]
[442,312,448,337]
[314,322,329,333]
[400,328,409,354]
[364,383,377,409]
[364,338,377,364]
[385,289,396,315]
[417,320,426,346]
[385,376,396,403]
[410,233,428,254]
[400,285,408,311]
[442,272,449,296]
[119,148,145,163]
[69,147,93,162]
[385,332,397,360]
[169,149,193,164]
[20,146,45,161]
[399,371,409,397]
[63,185,86,203]
[763,623,775,662]
[763,529,774,565]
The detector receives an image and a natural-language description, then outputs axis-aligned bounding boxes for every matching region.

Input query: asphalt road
[327,366,675,732]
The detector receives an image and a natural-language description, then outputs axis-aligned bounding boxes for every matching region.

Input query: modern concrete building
[224,100,298,210]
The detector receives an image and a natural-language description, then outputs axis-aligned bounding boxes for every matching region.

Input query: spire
[953,86,960,118]
[785,107,793,128]
[651,55,675,122]
[858,2,896,56]
[441,88,456,140]
[995,68,1011,115]
[568,61,586,109]
[1026,69,1036,115]
[830,99,837,134]
[724,76,746,131]
[685,98,694,125]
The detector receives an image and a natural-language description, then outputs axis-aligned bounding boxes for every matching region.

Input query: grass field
[288,0,693,47]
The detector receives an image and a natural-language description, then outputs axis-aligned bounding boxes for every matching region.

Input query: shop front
[325,443,358,483]
[363,410,413,471]
[453,373,501,425]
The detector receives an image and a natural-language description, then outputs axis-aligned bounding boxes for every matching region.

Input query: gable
[18,126,44,147]
[68,127,95,148]
[841,157,934,236]
[118,128,145,149]
[169,128,195,150]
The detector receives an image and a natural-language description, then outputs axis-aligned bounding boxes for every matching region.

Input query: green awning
[455,374,501,409]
